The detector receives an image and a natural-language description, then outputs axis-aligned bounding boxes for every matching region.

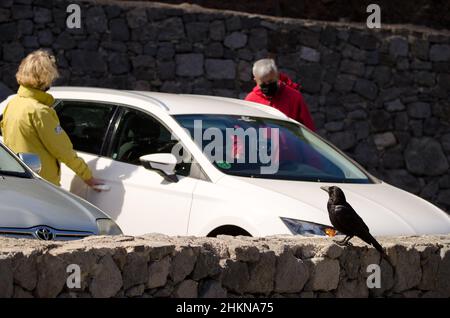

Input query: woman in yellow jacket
[1,49,101,188]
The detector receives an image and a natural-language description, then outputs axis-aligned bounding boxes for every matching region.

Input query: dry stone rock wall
[0,234,449,298]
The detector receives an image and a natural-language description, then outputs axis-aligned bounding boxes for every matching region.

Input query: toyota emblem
[35,227,55,241]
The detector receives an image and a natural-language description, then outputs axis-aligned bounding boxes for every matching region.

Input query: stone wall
[143,0,450,30]
[0,0,449,212]
[0,234,449,298]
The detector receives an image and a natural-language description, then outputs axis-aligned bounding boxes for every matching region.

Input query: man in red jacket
[245,58,316,131]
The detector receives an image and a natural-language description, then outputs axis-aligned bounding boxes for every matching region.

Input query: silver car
[0,141,122,240]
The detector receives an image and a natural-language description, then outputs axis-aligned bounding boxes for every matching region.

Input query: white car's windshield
[175,114,372,184]
[0,144,29,178]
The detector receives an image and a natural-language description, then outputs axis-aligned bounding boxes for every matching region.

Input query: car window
[175,114,372,184]
[55,101,116,156]
[0,143,30,178]
[110,108,191,176]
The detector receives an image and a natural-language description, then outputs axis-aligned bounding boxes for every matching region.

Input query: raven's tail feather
[362,232,384,254]
[366,234,396,267]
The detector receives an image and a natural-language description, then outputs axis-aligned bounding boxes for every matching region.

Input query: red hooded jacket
[244,77,316,132]
[279,72,300,91]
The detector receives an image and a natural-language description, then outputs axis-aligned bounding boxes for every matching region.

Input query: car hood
[235,177,450,236]
[0,176,105,232]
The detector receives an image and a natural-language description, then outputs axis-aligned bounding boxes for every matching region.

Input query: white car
[0,140,122,240]
[1,87,449,237]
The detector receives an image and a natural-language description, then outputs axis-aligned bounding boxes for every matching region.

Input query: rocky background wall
[0,234,449,298]
[0,0,449,212]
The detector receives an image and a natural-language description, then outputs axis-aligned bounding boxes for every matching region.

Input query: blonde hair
[16,49,59,90]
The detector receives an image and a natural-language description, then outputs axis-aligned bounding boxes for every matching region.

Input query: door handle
[92,184,111,191]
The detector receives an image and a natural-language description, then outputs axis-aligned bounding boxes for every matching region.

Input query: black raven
[320,185,384,254]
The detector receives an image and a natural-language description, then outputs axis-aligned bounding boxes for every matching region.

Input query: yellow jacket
[0,85,92,186]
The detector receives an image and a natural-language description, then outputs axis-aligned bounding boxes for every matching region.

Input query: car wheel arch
[207,225,252,237]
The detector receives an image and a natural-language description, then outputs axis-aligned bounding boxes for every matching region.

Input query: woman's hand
[84,177,105,192]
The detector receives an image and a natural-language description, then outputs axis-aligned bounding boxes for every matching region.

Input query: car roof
[48,86,292,121]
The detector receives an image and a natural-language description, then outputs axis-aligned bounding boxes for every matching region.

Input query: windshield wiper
[0,170,30,178]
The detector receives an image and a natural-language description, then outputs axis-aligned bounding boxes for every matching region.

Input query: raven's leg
[344,236,354,246]
[334,236,349,246]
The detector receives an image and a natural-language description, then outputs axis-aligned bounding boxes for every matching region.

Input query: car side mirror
[18,153,42,174]
[140,153,179,183]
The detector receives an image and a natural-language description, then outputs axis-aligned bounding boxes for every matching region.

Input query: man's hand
[84,177,105,192]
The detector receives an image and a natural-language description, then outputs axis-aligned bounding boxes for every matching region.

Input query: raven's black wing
[329,203,370,236]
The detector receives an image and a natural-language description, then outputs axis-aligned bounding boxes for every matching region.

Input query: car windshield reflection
[175,114,372,184]
[0,144,31,178]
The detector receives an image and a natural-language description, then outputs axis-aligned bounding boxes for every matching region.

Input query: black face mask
[260,81,278,97]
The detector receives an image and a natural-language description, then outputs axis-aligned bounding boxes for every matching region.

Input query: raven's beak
[320,186,330,193]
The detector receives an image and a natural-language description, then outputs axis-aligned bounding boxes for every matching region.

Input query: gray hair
[252,58,278,79]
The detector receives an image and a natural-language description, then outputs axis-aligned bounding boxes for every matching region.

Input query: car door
[54,100,117,199]
[58,102,199,236]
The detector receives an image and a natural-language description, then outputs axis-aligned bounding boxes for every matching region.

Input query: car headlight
[96,219,123,235]
[280,217,338,237]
